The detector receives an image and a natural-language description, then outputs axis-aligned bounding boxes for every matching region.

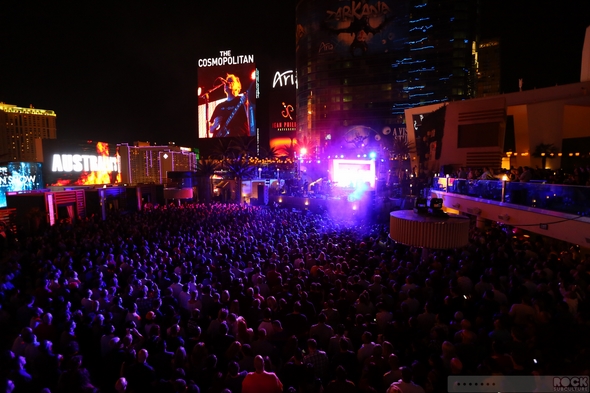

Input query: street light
[258,167,262,179]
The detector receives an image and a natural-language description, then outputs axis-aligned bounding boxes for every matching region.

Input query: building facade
[476,39,501,97]
[295,0,479,157]
[118,143,196,185]
[0,102,57,162]
[404,80,590,173]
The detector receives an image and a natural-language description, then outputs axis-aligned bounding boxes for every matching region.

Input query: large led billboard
[330,159,376,189]
[197,50,257,138]
[42,140,120,187]
[297,0,400,59]
[0,162,43,208]
[269,69,297,149]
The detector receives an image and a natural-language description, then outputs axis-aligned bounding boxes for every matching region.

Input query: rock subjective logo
[554,376,589,392]
[448,376,590,392]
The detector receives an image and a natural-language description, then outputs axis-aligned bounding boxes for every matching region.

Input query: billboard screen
[197,51,257,138]
[0,162,43,208]
[42,140,120,187]
[330,159,376,189]
[269,69,297,143]
[412,106,446,172]
[297,0,401,59]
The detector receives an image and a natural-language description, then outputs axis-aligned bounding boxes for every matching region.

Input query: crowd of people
[0,202,588,393]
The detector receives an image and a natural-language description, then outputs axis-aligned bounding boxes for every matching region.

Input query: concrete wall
[563,105,590,139]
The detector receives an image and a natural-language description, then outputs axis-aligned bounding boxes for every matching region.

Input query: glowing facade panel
[330,159,376,189]
[42,140,120,186]
[0,162,43,208]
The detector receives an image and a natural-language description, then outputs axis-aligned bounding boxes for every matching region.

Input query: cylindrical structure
[390,210,470,249]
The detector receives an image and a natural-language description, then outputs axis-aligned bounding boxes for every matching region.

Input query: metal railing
[432,177,590,217]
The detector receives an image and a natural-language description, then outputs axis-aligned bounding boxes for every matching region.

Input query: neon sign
[51,154,118,173]
[198,50,254,67]
[272,70,297,88]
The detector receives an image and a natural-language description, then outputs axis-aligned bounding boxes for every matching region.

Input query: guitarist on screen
[209,74,250,138]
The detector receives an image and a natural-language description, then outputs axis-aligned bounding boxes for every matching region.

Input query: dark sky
[480,0,590,92]
[1,0,589,147]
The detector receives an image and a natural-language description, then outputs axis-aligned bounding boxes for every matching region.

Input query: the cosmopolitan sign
[198,50,254,67]
[51,154,119,173]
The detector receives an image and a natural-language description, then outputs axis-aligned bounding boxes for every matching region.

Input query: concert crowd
[0,202,588,393]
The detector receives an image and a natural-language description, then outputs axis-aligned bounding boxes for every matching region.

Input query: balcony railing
[432,178,590,217]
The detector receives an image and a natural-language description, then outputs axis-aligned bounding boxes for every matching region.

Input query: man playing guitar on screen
[209,74,250,138]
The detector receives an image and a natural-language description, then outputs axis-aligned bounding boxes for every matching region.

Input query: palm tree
[229,137,256,158]
[195,159,220,202]
[391,137,412,180]
[224,156,256,203]
[532,142,558,169]
[260,146,280,160]
[279,141,298,161]
[210,138,235,160]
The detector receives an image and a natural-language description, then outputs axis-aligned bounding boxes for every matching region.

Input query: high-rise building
[402,0,479,109]
[295,0,479,156]
[0,102,57,162]
[476,39,501,97]
[118,143,196,185]
[296,0,410,157]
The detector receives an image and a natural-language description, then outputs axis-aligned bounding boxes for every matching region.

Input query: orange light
[251,70,256,80]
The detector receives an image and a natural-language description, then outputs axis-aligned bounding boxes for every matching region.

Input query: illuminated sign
[42,140,120,186]
[51,154,118,173]
[272,122,297,130]
[198,50,254,67]
[270,69,297,133]
[325,1,391,20]
[272,70,297,88]
[0,162,43,208]
[0,173,37,186]
[197,50,257,139]
[282,101,294,120]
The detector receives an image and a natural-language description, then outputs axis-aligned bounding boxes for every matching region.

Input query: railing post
[501,180,506,203]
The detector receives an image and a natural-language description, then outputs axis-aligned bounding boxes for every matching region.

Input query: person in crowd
[242,355,283,393]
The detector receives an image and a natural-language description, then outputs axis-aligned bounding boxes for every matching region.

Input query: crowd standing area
[0,202,589,393]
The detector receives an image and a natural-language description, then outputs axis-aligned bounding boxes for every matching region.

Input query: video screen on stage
[330,159,376,189]
[197,51,257,138]
[42,140,120,187]
[0,162,43,208]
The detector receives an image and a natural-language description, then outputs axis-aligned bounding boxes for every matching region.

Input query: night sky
[1,0,589,147]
